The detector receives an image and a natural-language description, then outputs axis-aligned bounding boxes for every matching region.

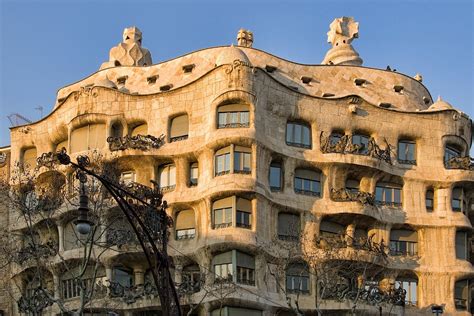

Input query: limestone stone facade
[1,17,473,316]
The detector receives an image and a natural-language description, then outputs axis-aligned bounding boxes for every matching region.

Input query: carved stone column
[133,267,145,286]
[57,223,64,252]
[53,273,60,299]
[174,264,183,285]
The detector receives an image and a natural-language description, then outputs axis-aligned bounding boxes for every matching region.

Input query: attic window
[117,76,128,85]
[379,102,392,108]
[288,86,299,91]
[354,78,366,86]
[301,76,312,84]
[160,84,173,91]
[114,61,121,67]
[147,75,158,84]
[57,97,66,103]
[265,65,277,73]
[182,64,195,73]
[394,85,404,93]
[423,96,430,105]
[322,93,335,98]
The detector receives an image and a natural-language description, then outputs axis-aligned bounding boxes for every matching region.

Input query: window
[345,179,360,194]
[217,103,250,128]
[375,183,402,207]
[70,124,106,153]
[294,169,321,197]
[182,264,201,293]
[175,210,196,240]
[214,145,252,177]
[319,220,344,238]
[454,280,470,310]
[112,267,133,287]
[234,147,251,174]
[110,122,123,138]
[269,161,282,191]
[130,123,148,136]
[189,162,198,186]
[426,189,434,211]
[212,196,252,230]
[396,279,417,306]
[351,134,369,155]
[329,132,343,146]
[286,263,310,294]
[120,171,135,185]
[286,122,311,148]
[389,229,418,256]
[158,164,176,191]
[398,140,416,165]
[22,147,37,170]
[278,213,300,241]
[452,187,464,212]
[456,231,468,260]
[62,266,105,300]
[212,250,255,285]
[215,147,231,176]
[445,145,461,163]
[170,114,189,142]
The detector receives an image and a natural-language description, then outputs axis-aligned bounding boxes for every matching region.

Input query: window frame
[397,140,417,165]
[351,134,370,155]
[217,103,250,129]
[214,145,252,177]
[375,183,403,207]
[286,121,312,149]
[169,114,189,143]
[157,163,176,192]
[425,189,434,211]
[212,196,252,230]
[294,169,321,197]
[189,162,199,186]
[269,161,283,191]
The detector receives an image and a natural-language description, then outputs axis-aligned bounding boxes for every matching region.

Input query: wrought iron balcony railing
[330,187,376,206]
[107,134,165,151]
[320,132,393,164]
[445,156,473,170]
[108,281,158,304]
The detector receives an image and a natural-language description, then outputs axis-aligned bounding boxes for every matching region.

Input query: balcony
[445,156,473,170]
[330,187,375,206]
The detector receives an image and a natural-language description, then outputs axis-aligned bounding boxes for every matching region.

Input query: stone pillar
[106,266,113,282]
[175,157,188,190]
[57,223,64,252]
[53,273,60,299]
[346,223,356,247]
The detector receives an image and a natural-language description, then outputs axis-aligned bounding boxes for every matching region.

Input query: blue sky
[0,0,472,147]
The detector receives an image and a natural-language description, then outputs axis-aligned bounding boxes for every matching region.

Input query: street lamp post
[53,149,182,316]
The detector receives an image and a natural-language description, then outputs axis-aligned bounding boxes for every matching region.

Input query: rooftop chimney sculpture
[322,17,363,66]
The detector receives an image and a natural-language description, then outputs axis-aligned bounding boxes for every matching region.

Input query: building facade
[0,17,473,315]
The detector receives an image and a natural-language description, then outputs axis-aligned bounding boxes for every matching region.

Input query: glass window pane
[270,166,281,188]
[294,124,302,144]
[394,189,401,203]
[224,153,230,171]
[234,152,241,171]
[302,126,310,146]
[243,153,251,171]
[286,123,294,143]
[295,178,302,191]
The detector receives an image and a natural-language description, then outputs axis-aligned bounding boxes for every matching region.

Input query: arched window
[351,133,369,155]
[212,250,255,285]
[158,163,176,192]
[22,147,37,171]
[175,210,195,240]
[214,145,251,176]
[269,161,282,191]
[294,168,321,196]
[375,182,402,207]
[286,121,311,148]
[212,196,252,230]
[110,122,123,138]
[170,114,189,142]
[286,263,310,294]
[445,144,462,163]
[278,213,300,241]
[217,103,250,129]
[398,140,416,165]
[426,189,434,211]
[130,123,148,137]
[389,229,418,256]
[61,265,106,299]
[111,266,134,292]
[70,124,106,153]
